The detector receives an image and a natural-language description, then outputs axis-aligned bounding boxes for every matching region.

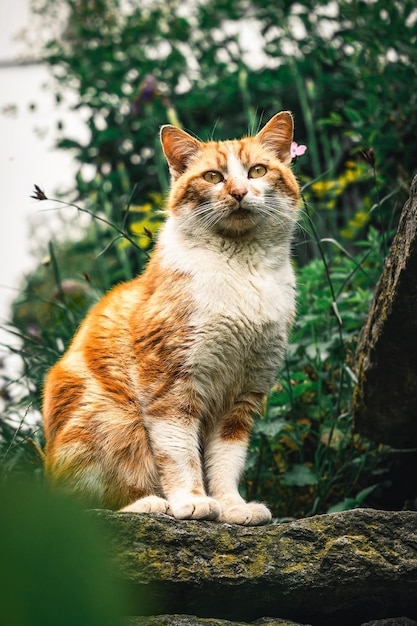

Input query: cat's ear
[160,125,202,179]
[256,111,294,165]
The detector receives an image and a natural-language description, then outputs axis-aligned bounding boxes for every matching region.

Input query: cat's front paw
[220,501,272,526]
[170,496,221,521]
[119,495,172,515]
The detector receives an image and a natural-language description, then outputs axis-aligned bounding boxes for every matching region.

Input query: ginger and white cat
[42,111,300,525]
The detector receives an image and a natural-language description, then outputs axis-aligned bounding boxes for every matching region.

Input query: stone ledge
[95,508,417,626]
[126,616,417,626]
[127,616,308,625]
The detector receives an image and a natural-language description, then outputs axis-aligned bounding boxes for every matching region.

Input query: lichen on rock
[95,508,417,626]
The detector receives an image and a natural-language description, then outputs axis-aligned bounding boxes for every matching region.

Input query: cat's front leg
[206,437,272,526]
[205,396,272,526]
[145,417,221,521]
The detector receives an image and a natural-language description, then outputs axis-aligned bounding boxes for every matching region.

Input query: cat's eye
[248,164,267,179]
[203,171,224,184]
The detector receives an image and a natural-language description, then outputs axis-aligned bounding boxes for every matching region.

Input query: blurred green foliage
[2,0,417,517]
[0,476,127,625]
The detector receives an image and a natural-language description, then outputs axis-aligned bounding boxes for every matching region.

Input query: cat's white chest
[159,221,295,404]
[190,249,294,325]
[187,244,295,401]
[161,220,293,317]
[160,219,295,326]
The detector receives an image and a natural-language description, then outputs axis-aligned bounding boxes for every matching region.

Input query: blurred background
[1,0,417,519]
[0,0,82,321]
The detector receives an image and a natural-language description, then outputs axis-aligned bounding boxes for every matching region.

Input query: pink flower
[291,141,307,160]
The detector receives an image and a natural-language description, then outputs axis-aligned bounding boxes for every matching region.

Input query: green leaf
[343,107,363,124]
[267,404,290,418]
[327,497,357,513]
[282,464,318,487]
[253,418,287,438]
[327,484,378,513]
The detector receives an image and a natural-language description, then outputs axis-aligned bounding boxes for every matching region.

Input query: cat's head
[160,112,300,241]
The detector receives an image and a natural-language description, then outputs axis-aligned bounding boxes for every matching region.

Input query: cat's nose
[230,186,248,202]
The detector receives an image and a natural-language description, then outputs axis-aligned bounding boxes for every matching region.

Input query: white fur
[204,437,272,524]
[159,217,295,322]
[120,495,171,514]
[145,418,202,494]
[141,420,222,520]
[205,437,247,503]
[226,149,247,180]
[159,217,295,407]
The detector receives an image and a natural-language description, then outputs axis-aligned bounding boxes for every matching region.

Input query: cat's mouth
[230,207,252,219]
[217,206,256,239]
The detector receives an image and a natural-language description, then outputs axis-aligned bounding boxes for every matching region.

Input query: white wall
[0,1,84,326]
[0,1,88,385]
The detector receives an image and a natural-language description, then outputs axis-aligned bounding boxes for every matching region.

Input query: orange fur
[43,111,300,525]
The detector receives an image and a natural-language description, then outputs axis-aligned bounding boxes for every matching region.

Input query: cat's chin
[215,224,255,240]
[230,207,252,218]
[214,209,257,239]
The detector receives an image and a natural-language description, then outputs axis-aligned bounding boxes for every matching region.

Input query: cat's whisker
[255,203,299,226]
[182,199,301,241]
[181,201,230,236]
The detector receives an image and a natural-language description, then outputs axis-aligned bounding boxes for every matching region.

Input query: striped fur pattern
[42,111,300,525]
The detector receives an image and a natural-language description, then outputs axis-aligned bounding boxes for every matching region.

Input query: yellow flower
[118,197,165,250]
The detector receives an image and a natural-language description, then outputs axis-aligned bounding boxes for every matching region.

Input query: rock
[95,508,417,626]
[362,617,417,626]
[125,617,417,626]
[126,616,308,625]
[352,173,417,447]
